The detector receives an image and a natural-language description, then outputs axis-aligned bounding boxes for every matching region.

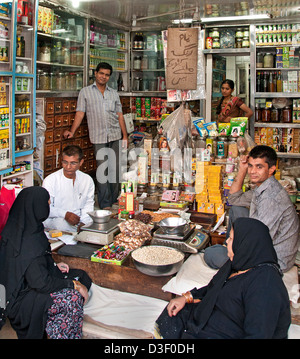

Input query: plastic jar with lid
[264,53,274,68]
[242,36,249,48]
[262,107,271,122]
[282,106,292,123]
[211,28,220,38]
[40,72,50,90]
[235,28,243,39]
[212,37,220,49]
[236,38,242,48]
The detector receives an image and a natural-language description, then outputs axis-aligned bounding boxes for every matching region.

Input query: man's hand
[63,130,74,139]
[65,211,81,226]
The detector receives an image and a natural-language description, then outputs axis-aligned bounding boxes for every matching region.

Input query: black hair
[249,145,277,169]
[216,79,235,115]
[62,145,83,161]
[95,62,113,75]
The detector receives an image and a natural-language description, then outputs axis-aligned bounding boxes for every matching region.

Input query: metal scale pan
[76,218,121,246]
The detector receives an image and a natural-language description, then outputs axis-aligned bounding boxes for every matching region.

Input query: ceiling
[46,0,300,30]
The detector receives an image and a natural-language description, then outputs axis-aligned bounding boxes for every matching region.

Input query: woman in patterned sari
[216,79,253,123]
[0,186,92,339]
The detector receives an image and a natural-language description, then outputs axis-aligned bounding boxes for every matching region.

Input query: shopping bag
[0,186,16,240]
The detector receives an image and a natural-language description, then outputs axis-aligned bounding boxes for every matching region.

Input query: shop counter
[52,251,174,302]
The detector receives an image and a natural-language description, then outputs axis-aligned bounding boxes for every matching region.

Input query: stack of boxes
[195,161,225,221]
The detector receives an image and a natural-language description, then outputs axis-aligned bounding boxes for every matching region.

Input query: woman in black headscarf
[0,186,92,339]
[155,218,291,339]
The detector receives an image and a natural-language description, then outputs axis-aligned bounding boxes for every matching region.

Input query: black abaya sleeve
[24,255,74,294]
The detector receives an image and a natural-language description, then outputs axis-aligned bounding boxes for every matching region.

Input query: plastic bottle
[225,152,235,173]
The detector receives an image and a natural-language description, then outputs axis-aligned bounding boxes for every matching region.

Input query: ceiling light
[172,18,193,24]
[201,14,271,23]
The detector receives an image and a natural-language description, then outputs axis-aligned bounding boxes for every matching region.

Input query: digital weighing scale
[76,218,121,246]
[151,224,209,253]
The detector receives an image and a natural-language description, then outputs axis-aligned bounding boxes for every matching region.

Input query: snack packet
[193,118,208,137]
[204,121,218,136]
[230,117,248,137]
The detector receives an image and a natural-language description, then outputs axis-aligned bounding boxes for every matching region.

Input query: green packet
[218,123,231,136]
[230,117,248,137]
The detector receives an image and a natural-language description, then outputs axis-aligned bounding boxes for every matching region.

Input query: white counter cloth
[83,283,167,337]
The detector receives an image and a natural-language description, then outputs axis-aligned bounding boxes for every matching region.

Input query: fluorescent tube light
[201,14,271,22]
[172,18,193,24]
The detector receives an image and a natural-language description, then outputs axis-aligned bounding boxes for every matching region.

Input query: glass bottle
[277,71,282,92]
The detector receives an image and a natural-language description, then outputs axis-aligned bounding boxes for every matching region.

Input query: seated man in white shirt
[43,145,95,232]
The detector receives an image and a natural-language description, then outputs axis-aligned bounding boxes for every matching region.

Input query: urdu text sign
[166,27,198,91]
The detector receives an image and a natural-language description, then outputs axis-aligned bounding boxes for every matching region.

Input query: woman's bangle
[182,291,193,303]
[73,280,81,291]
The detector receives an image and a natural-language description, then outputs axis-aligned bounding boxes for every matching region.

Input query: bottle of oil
[16,36,22,57]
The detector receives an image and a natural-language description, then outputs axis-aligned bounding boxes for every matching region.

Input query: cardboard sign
[166,27,198,90]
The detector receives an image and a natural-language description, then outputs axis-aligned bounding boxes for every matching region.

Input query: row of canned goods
[37,70,83,91]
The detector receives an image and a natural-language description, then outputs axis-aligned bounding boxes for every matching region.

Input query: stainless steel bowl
[87,210,112,224]
[131,246,184,277]
[158,217,188,235]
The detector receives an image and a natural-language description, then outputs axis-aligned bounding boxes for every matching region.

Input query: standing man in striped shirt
[63,62,128,209]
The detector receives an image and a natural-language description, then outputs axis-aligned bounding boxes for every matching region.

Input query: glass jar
[282,106,292,123]
[235,28,243,38]
[236,38,242,48]
[65,72,71,90]
[261,107,271,122]
[255,105,262,122]
[211,28,220,38]
[40,72,50,90]
[133,56,141,70]
[62,46,70,65]
[70,72,77,90]
[49,72,56,90]
[264,53,274,68]
[212,37,220,49]
[242,36,249,48]
[256,53,264,68]
[36,69,43,90]
[56,72,66,91]
[76,73,83,90]
[39,43,51,62]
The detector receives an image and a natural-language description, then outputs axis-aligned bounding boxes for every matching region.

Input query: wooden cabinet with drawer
[43,97,96,178]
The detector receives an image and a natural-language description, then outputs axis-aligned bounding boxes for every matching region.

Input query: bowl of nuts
[131,245,185,276]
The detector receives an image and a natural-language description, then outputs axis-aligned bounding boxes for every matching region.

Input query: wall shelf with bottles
[88,21,129,91]
[253,23,300,158]
[130,31,166,93]
[36,5,85,93]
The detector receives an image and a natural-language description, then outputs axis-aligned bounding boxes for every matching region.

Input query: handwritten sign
[166,27,198,90]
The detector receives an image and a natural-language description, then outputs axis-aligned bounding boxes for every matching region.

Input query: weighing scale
[76,218,121,246]
[151,224,209,254]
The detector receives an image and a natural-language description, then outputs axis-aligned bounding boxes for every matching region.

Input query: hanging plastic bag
[0,186,16,240]
[161,104,187,151]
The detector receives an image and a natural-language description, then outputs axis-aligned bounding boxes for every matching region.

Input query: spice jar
[282,106,292,123]
[261,107,271,122]
[264,53,274,68]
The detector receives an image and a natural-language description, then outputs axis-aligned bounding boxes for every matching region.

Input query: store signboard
[166,27,198,90]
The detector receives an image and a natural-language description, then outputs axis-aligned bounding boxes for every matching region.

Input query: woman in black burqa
[0,186,92,339]
[155,217,291,339]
